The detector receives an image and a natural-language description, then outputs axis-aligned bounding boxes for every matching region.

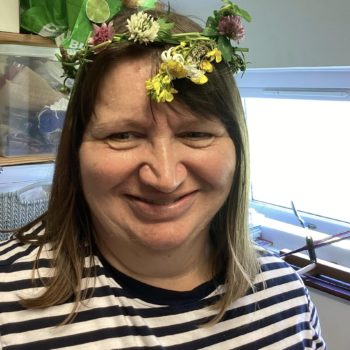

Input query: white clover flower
[126,12,160,44]
[161,47,184,63]
[160,48,172,62]
[160,45,207,82]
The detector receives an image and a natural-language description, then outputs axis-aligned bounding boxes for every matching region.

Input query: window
[237,67,350,269]
[246,97,350,223]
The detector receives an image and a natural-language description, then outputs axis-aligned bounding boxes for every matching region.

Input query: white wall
[236,0,350,67]
[168,0,350,68]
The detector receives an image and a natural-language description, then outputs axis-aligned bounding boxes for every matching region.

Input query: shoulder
[221,249,327,349]
[252,249,309,303]
[0,226,53,288]
[249,250,322,335]
[256,249,301,283]
[248,250,326,348]
[0,237,38,268]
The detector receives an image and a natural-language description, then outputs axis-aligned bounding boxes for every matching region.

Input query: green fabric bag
[20,0,122,49]
[62,0,123,49]
[20,0,69,37]
[20,0,157,49]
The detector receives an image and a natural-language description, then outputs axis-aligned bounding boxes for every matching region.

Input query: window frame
[237,66,350,101]
[237,67,350,274]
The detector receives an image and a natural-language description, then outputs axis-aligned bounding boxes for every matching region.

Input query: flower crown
[57,0,251,103]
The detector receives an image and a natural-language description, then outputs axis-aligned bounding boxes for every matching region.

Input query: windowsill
[254,216,350,301]
[259,217,350,268]
[281,250,350,301]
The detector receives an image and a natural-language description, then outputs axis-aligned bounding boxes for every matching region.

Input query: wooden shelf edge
[0,32,56,47]
[0,155,55,166]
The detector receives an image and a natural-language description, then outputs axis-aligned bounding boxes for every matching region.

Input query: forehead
[95,53,152,110]
[92,53,221,127]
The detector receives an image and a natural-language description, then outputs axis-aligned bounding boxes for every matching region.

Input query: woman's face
[79,54,236,253]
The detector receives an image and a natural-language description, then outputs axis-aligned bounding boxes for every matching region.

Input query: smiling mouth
[125,191,197,221]
[128,193,192,206]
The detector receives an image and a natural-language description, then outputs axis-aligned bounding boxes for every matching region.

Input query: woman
[0,4,326,349]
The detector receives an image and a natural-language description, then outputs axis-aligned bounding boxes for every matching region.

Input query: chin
[134,227,197,252]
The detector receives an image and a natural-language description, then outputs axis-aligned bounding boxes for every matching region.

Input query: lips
[131,194,188,205]
[126,191,197,221]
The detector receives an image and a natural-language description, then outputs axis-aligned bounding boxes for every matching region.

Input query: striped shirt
[0,237,326,349]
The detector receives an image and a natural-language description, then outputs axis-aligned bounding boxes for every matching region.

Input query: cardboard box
[0,0,20,33]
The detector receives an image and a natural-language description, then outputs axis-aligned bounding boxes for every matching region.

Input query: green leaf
[217,35,234,63]
[206,15,218,29]
[235,7,252,22]
[157,18,175,41]
[202,27,218,37]
[157,18,175,32]
[219,0,252,22]
[139,0,157,9]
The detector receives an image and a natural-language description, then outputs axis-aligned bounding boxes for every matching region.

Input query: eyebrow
[89,114,150,131]
[88,111,225,135]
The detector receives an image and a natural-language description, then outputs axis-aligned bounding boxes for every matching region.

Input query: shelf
[0,155,55,167]
[0,32,59,167]
[0,32,56,47]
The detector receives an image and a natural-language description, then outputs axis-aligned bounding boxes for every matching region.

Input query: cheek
[79,144,142,195]
[214,158,236,190]
[79,145,117,193]
[204,144,236,190]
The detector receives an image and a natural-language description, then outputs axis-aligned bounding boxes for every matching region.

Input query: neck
[95,232,213,291]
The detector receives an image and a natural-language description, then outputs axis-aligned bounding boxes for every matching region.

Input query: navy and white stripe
[0,237,326,349]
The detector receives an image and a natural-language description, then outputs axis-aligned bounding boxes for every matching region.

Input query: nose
[139,140,187,193]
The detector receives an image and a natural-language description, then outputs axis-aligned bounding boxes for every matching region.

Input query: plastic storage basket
[0,181,50,232]
[0,163,53,238]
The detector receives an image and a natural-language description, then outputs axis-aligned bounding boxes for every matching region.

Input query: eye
[182,132,213,139]
[106,132,144,149]
[108,132,137,141]
[179,131,215,148]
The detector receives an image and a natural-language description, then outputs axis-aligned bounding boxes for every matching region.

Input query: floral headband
[57,0,251,103]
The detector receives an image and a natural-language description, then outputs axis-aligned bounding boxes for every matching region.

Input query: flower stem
[236,47,248,52]
[92,40,112,51]
[172,33,211,41]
